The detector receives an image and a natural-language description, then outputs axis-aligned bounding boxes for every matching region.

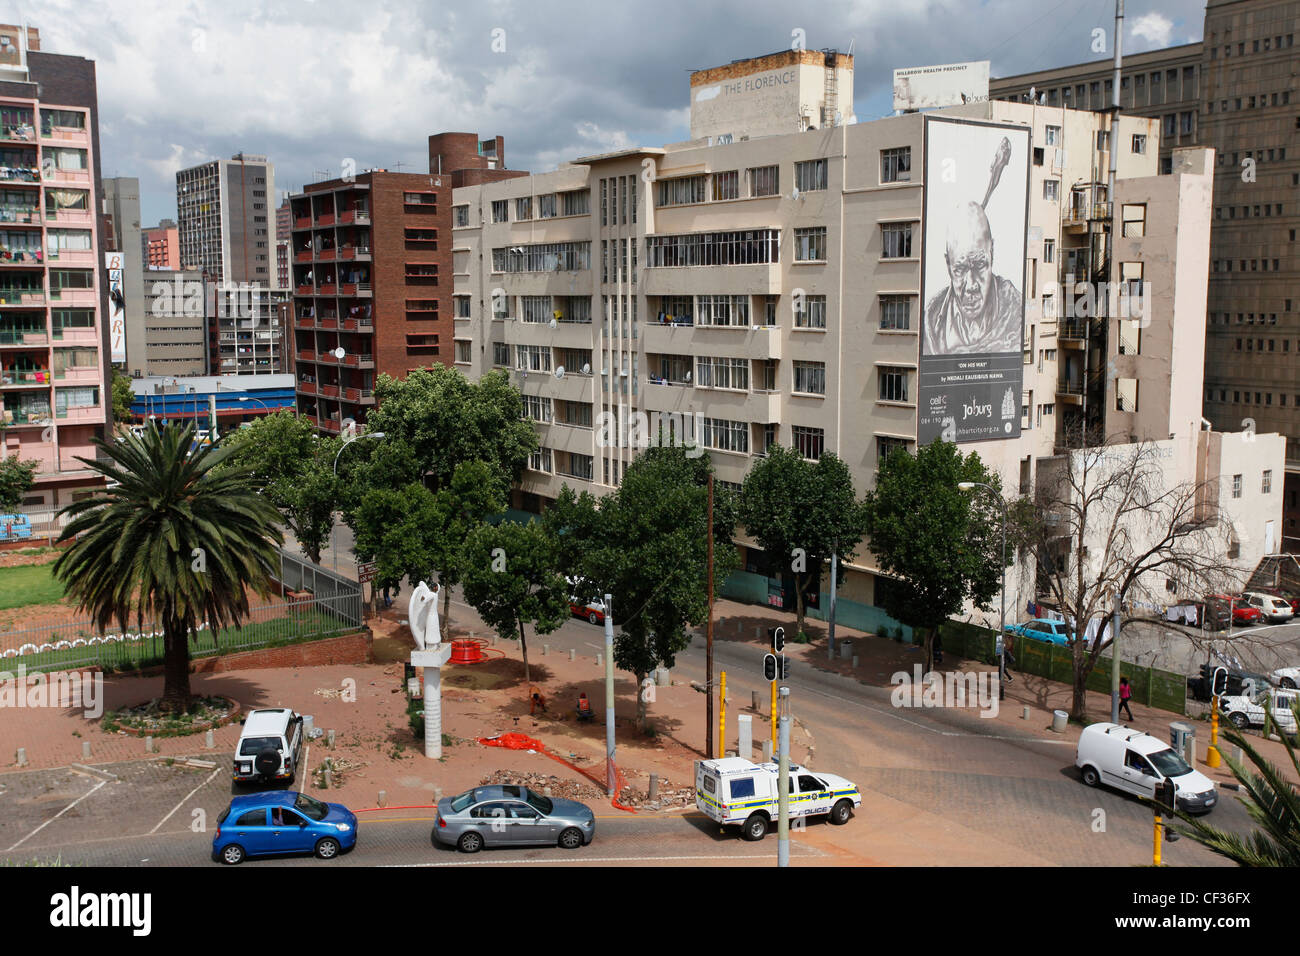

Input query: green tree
[459,519,568,692]
[863,440,1005,670]
[53,423,283,711]
[110,368,135,426]
[0,454,37,510]
[739,445,865,643]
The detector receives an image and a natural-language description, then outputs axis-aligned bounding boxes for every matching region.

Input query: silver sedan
[432,785,596,853]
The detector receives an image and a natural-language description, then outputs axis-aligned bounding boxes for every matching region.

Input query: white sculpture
[408,580,442,650]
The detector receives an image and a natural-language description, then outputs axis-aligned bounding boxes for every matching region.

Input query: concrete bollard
[327,729,336,748]
[204,729,215,749]
[648,773,659,802]
[1022,706,1030,720]
[596,653,602,666]
[542,644,548,656]
[738,714,753,759]
[852,655,859,668]
[145,735,155,754]
[569,648,575,662]
[378,790,387,808]
[762,740,774,762]
[15,747,26,767]
[840,641,852,660]
[656,667,670,686]
[323,769,332,789]
[752,690,759,712]
[82,741,91,760]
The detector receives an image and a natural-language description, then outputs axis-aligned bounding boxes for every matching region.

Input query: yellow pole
[1206,696,1222,768]
[1153,811,1163,866]
[718,670,726,758]
[771,680,778,750]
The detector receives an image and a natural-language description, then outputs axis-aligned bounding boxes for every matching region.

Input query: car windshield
[238,736,280,755]
[449,789,477,813]
[524,789,554,815]
[294,792,329,820]
[1148,748,1192,778]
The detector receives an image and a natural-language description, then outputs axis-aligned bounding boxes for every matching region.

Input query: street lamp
[329,431,385,572]
[959,480,1008,700]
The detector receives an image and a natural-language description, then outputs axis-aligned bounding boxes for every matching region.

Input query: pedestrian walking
[1119,675,1134,720]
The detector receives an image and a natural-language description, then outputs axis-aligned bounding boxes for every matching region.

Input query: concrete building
[0,23,113,511]
[990,0,1300,548]
[102,176,145,374]
[142,218,178,270]
[139,269,207,376]
[448,51,1281,611]
[129,372,295,430]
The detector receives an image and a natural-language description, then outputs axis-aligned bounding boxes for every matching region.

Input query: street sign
[357,561,378,584]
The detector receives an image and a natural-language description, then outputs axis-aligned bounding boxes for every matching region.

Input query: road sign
[357,561,378,584]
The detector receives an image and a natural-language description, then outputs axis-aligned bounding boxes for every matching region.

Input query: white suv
[233,708,304,784]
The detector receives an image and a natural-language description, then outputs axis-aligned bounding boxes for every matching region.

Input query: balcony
[319,384,339,399]
[42,168,91,186]
[1056,380,1086,404]
[295,250,313,263]
[317,213,336,227]
[0,208,40,225]
[341,282,372,297]
[319,316,338,329]
[39,124,88,146]
[294,216,312,230]
[296,284,315,295]
[340,317,373,331]
[0,368,51,387]
[0,407,52,426]
[318,247,336,261]
[0,329,47,346]
[0,123,36,143]
[295,315,314,329]
[298,381,317,396]
[0,167,40,184]
[0,290,44,306]
[318,283,338,295]
[0,248,42,265]
[299,349,316,362]
[341,353,374,369]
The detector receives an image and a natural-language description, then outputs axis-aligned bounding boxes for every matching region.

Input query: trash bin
[840,640,853,660]
[1170,721,1196,761]
[1051,709,1069,733]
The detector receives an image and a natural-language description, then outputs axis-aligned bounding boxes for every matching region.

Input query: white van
[695,757,861,841]
[1075,723,1217,814]
[233,708,304,784]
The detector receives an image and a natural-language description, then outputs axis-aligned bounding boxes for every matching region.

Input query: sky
[17,0,1207,226]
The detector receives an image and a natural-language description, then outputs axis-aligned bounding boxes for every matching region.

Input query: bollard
[378,790,387,808]
[16,747,26,767]
[1022,706,1030,720]
[840,641,852,660]
[323,768,332,790]
[852,655,859,668]
[656,667,670,686]
[569,648,575,662]
[752,690,760,712]
[596,653,602,666]
[327,729,336,747]
[762,740,774,762]
[82,741,91,760]
[543,644,549,656]
[738,714,753,760]
[648,773,659,802]
[145,735,155,754]
[204,729,215,750]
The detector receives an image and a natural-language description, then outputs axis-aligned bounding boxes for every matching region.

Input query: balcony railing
[294,216,312,229]
[0,124,35,142]
[0,290,44,305]
[0,248,42,263]
[317,213,335,226]
[0,167,39,183]
[0,329,46,345]
[319,384,339,398]
[0,368,51,385]
[0,208,39,224]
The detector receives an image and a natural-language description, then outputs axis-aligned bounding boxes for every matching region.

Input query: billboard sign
[893,61,990,112]
[917,116,1030,445]
[105,252,126,363]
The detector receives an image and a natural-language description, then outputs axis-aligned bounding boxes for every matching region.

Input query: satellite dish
[555,366,566,379]
[581,363,591,375]
[332,347,345,359]
[792,187,800,201]
[685,371,692,382]
[549,318,558,329]
[1029,86,1036,100]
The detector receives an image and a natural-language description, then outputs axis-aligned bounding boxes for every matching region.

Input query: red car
[569,599,606,625]
[1208,594,1262,625]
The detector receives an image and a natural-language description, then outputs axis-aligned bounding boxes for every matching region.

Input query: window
[560,189,589,216]
[657,175,707,207]
[793,361,826,395]
[696,356,749,390]
[748,165,779,197]
[795,294,827,329]
[453,205,469,227]
[492,342,509,366]
[489,200,508,223]
[1096,130,1109,152]
[712,170,738,201]
[521,296,552,324]
[879,295,911,330]
[515,197,532,221]
[794,227,826,261]
[646,230,779,267]
[702,417,749,453]
[1044,125,1061,146]
[877,436,909,465]
[522,394,552,423]
[515,344,551,372]
[54,386,98,415]
[792,425,824,460]
[1263,470,1273,494]
[1131,134,1147,154]
[1232,474,1242,499]
[492,242,590,273]
[1043,180,1059,201]
[454,296,471,318]
[1180,111,1194,135]
[878,366,909,403]
[529,448,552,473]
[794,158,828,191]
[1115,377,1138,412]
[537,193,557,219]
[881,222,914,258]
[696,294,750,327]
[881,146,911,183]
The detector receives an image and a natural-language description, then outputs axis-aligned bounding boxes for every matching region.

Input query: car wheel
[558,827,584,850]
[829,799,853,826]
[1281,677,1297,690]
[1081,765,1100,787]
[589,611,599,625]
[458,831,484,853]
[220,843,245,865]
[315,837,341,860]
[741,813,768,841]
[1229,712,1249,729]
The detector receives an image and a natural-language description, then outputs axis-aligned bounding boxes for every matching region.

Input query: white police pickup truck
[695,757,861,841]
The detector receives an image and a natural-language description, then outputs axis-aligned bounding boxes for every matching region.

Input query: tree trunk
[636,668,648,729]
[518,615,530,691]
[160,618,191,713]
[1071,668,1089,723]
[794,574,806,642]
[441,577,452,635]
[923,627,935,673]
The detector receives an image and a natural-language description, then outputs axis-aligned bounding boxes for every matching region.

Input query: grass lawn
[0,563,65,610]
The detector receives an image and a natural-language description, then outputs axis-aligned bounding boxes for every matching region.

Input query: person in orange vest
[530,688,547,714]
[577,693,592,718]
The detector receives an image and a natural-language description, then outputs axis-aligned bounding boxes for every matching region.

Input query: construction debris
[476,769,694,810]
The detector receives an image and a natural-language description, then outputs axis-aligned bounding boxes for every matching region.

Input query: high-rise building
[102,177,145,375]
[0,23,112,510]
[989,0,1300,548]
[142,218,178,270]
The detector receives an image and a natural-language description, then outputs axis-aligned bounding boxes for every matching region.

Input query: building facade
[102,176,145,375]
[142,218,178,270]
[0,24,112,511]
[140,269,207,376]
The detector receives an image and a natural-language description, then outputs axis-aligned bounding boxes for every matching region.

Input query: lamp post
[237,394,271,426]
[330,431,385,572]
[959,480,1008,700]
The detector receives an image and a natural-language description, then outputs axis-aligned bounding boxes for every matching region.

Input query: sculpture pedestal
[412,645,454,758]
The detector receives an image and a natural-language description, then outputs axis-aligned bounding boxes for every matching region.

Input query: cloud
[1130,13,1175,48]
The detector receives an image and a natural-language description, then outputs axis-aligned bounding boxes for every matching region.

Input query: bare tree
[1031,431,1239,721]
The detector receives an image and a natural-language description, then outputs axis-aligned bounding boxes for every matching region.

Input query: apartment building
[275,197,291,291]
[449,49,1267,607]
[0,23,112,511]
[991,0,1300,548]
[139,269,207,376]
[142,218,178,270]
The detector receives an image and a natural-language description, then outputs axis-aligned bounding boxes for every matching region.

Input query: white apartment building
[449,51,1282,613]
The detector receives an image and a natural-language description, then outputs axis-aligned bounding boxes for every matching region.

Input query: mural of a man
[923,200,1023,355]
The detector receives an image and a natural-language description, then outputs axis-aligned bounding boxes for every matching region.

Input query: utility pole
[706,473,714,760]
[777,686,791,867]
[1110,592,1122,723]
[827,544,838,660]
[604,593,616,796]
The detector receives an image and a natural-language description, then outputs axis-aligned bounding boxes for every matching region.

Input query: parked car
[565,575,607,625]
[1004,618,1074,646]
[212,792,357,864]
[1256,587,1300,615]
[1075,723,1218,814]
[1206,594,1262,626]
[1270,666,1300,690]
[1242,591,1295,624]
[1219,687,1299,737]
[232,707,303,784]
[432,785,595,853]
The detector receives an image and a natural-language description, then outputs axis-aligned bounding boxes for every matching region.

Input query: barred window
[522,394,553,423]
[877,436,910,465]
[516,197,532,221]
[516,344,552,372]
[556,296,591,323]
[879,295,912,330]
[881,147,911,183]
[697,294,750,327]
[529,447,553,473]
[792,425,824,461]
[492,342,509,366]
[491,200,508,223]
[713,170,739,201]
[646,230,779,267]
[793,361,826,395]
[521,296,552,323]
[794,227,827,261]
[878,366,910,402]
[795,294,826,329]
[492,242,590,272]
[454,296,471,318]
[702,417,749,453]
[454,205,469,227]
[696,356,749,390]
[538,193,557,219]
[454,340,471,363]
[657,175,707,207]
[794,158,827,191]
[561,190,590,216]
[881,223,914,258]
[748,165,779,197]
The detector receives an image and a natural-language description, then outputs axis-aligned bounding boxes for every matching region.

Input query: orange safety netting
[478,732,636,812]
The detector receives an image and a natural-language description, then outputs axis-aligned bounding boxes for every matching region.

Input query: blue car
[213,791,357,864]
[1005,618,1074,647]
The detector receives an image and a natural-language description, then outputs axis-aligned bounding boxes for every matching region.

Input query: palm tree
[1167,702,1300,866]
[54,422,283,712]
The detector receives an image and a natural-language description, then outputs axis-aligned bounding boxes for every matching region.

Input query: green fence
[719,570,915,642]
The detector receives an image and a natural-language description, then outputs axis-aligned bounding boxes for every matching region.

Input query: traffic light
[770,627,785,654]
[1155,778,1177,812]
[1211,666,1229,697]
[780,658,791,679]
[763,653,777,681]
